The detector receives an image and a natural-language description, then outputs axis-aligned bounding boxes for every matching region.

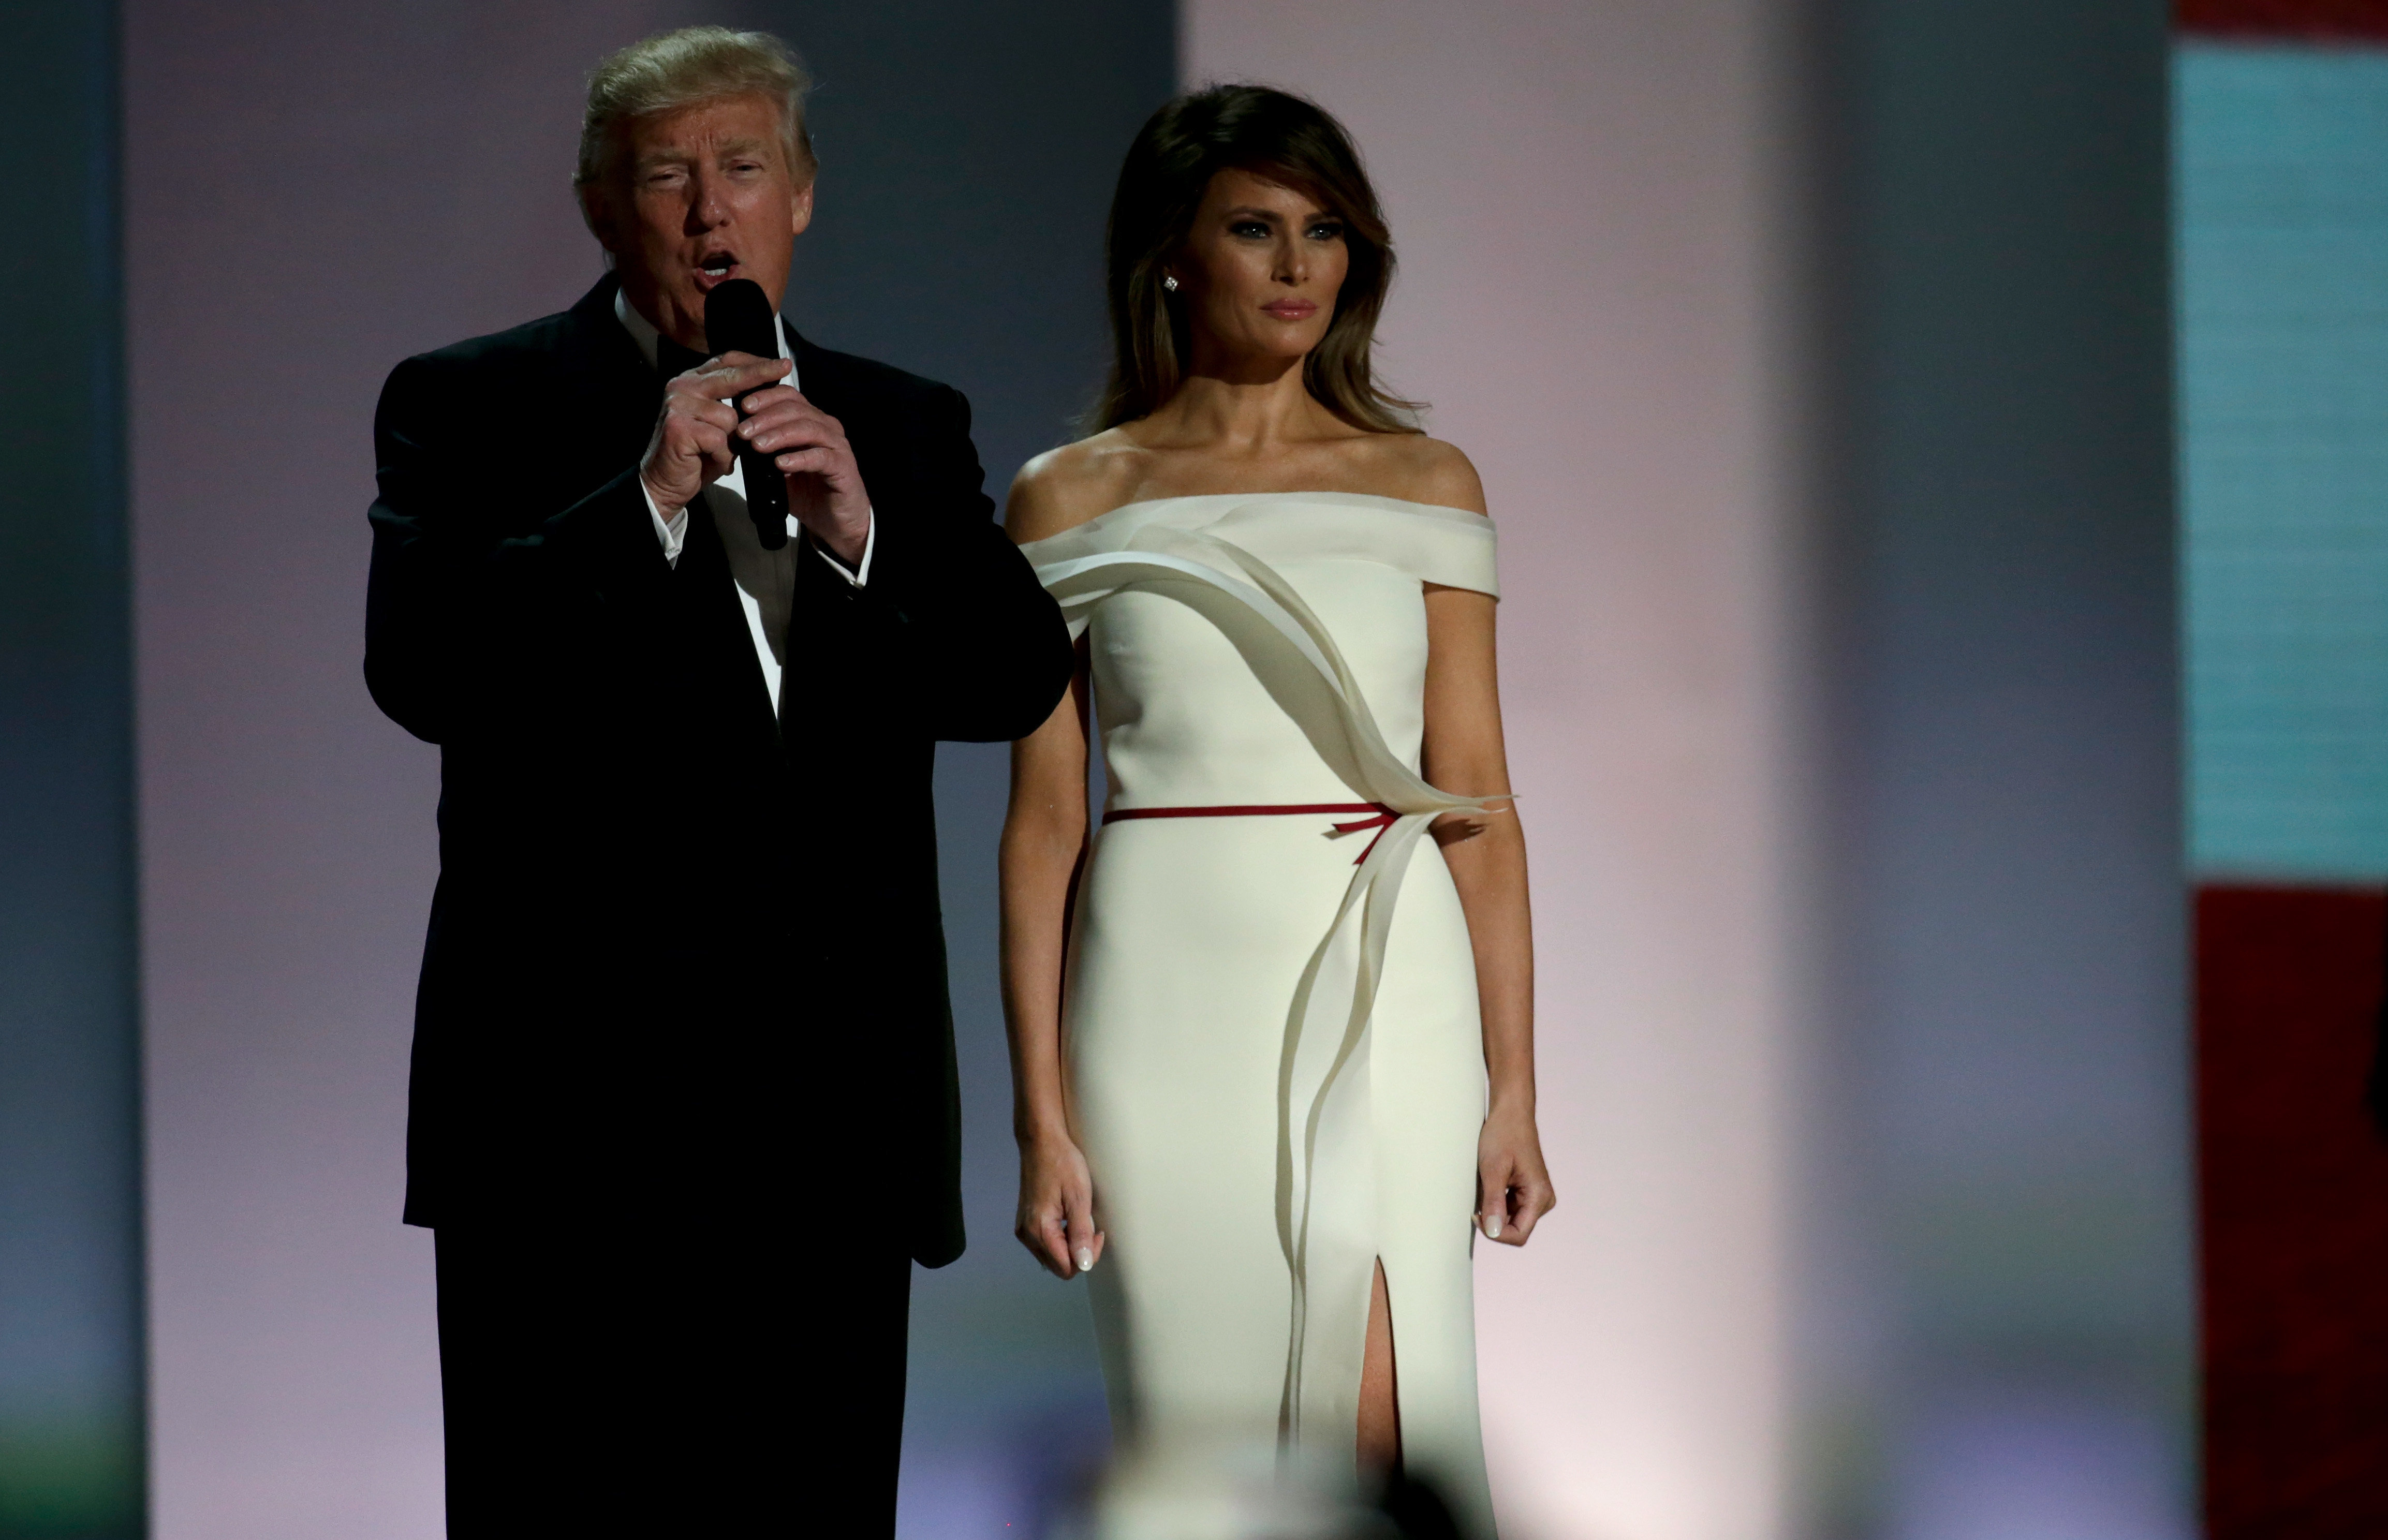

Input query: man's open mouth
[694,251,740,288]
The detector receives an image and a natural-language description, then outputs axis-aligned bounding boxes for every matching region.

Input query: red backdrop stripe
[2197,884,2388,1538]
[2178,0,2388,39]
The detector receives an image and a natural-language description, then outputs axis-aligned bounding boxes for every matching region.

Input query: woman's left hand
[1476,1105,1555,1246]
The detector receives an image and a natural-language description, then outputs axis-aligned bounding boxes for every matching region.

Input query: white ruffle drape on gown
[1021,493,1502,1535]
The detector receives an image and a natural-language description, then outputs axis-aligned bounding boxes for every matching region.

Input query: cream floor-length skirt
[1023,493,1504,1536]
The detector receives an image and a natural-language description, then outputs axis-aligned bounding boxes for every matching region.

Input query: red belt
[1100,801,1401,865]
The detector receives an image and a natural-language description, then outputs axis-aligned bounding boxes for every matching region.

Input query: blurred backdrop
[14,1,2338,1537]
[2175,8,2388,1535]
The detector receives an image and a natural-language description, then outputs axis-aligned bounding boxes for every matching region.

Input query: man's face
[585,93,813,350]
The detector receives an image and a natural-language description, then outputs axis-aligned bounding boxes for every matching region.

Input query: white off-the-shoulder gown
[1021,492,1502,1533]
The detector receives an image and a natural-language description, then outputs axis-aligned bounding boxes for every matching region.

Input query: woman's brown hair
[1091,84,1420,434]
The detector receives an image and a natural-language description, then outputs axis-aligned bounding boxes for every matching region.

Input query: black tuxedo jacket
[366,273,1072,1264]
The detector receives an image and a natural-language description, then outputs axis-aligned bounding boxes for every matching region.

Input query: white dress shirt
[615,289,875,714]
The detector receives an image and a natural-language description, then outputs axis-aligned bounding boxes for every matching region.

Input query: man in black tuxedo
[364,26,1072,1535]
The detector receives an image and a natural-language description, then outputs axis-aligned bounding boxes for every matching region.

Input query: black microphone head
[704,277,779,360]
[703,275,789,549]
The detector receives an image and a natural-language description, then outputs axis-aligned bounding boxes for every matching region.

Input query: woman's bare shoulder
[1347,434,1489,517]
[1005,432,1148,544]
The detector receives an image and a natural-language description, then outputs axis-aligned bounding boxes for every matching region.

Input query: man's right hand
[638,351,793,517]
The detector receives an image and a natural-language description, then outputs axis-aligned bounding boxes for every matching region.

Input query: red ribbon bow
[1329,804,1400,865]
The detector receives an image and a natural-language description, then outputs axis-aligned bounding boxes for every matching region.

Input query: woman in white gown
[999,86,1554,1535]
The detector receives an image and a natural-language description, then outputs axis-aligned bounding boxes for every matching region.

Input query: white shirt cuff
[815,510,874,586]
[641,477,688,567]
[644,475,868,584]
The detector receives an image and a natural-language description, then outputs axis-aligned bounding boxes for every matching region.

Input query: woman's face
[1170,168,1350,369]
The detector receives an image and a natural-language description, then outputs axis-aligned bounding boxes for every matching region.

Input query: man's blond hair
[575,26,816,190]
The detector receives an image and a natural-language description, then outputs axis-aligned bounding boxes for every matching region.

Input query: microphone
[703,277,790,551]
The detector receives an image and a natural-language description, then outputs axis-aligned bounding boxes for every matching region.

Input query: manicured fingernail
[1485,1217,1501,1239]
[1075,1247,1094,1273]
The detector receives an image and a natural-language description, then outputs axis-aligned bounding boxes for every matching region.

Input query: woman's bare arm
[1422,584,1556,1246]
[1000,672,1105,1279]
[999,462,1110,1280]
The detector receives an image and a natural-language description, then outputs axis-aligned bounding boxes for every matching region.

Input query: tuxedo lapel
[786,328,847,433]
[673,500,786,765]
[562,275,665,467]
[559,274,779,760]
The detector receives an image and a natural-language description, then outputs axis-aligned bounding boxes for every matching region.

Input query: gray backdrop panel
[1,1,141,1535]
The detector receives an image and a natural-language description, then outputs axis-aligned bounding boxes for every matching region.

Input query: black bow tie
[655,335,711,381]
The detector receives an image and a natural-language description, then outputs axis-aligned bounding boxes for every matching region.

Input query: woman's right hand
[1015,1133,1105,1280]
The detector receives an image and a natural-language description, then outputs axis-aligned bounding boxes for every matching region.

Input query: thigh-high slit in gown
[1021,493,1501,1535]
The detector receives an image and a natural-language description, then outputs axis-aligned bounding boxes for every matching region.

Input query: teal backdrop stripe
[0,1,145,1536]
[2179,42,2388,881]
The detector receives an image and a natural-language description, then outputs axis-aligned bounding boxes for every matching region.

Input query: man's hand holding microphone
[637,278,869,566]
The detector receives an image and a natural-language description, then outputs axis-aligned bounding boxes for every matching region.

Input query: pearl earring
[1162,275,1180,293]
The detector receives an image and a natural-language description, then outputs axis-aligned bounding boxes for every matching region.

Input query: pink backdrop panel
[127,6,691,1535]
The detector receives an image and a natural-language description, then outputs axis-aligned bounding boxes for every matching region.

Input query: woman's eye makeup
[1222,214,1343,241]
